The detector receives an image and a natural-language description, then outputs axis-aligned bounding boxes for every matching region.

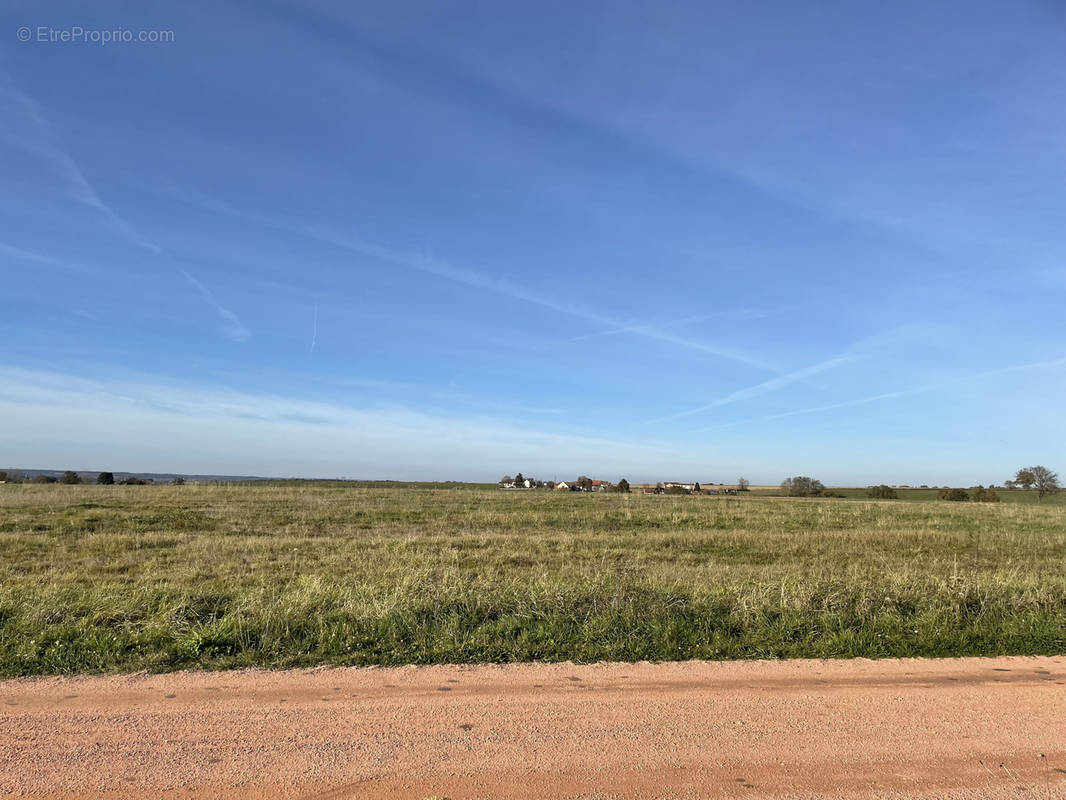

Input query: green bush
[971,487,1000,503]
[867,485,899,499]
[781,476,825,496]
[938,488,970,502]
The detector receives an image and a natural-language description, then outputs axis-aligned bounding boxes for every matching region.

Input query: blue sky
[2,0,1064,483]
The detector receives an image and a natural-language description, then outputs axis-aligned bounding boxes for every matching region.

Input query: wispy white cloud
[695,356,1066,432]
[1,82,248,343]
[0,242,98,275]
[1,86,161,254]
[175,268,251,343]
[566,309,765,344]
[0,365,721,481]
[640,323,950,426]
[166,189,778,372]
[565,314,708,343]
[309,303,318,356]
[642,354,858,426]
[300,225,781,370]
[360,13,1064,290]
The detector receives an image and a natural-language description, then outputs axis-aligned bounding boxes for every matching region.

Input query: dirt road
[3,656,1065,799]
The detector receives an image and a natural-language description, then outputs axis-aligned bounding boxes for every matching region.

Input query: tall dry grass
[1,484,1064,674]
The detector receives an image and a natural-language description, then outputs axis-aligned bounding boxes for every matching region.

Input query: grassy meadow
[1,483,1065,676]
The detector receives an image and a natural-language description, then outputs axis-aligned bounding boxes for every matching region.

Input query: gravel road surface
[3,656,1065,799]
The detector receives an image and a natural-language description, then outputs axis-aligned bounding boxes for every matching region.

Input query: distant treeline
[0,470,187,486]
[773,466,1060,504]
[3,466,1059,503]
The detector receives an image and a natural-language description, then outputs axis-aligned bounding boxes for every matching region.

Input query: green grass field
[1,483,1064,676]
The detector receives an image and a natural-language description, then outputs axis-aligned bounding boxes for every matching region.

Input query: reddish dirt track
[3,656,1066,799]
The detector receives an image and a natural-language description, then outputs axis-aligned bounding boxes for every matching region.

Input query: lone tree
[780,476,825,497]
[737,477,750,491]
[616,478,631,493]
[693,481,701,494]
[97,471,115,485]
[1026,466,1060,503]
[60,470,82,484]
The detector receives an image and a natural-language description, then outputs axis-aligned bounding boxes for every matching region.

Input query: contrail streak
[161,192,780,373]
[641,354,857,426]
[693,356,1066,432]
[3,80,248,343]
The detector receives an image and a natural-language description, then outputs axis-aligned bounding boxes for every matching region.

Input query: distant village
[498,474,749,495]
